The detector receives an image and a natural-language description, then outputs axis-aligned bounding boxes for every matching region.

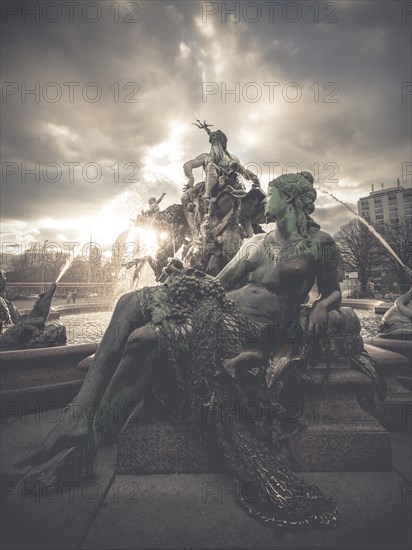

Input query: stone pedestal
[117,366,393,474]
[373,377,412,432]
[285,366,392,471]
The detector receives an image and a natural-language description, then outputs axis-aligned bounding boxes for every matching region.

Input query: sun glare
[134,226,160,256]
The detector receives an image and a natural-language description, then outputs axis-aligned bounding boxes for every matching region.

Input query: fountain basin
[19,301,112,319]
[341,298,381,311]
[374,302,393,314]
[367,337,411,358]
[0,343,96,419]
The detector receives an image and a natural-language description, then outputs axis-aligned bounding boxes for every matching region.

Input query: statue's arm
[8,302,21,323]
[217,234,263,290]
[183,153,208,184]
[230,154,260,187]
[156,192,166,204]
[308,236,342,338]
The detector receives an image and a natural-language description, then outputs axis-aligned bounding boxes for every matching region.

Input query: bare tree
[334,219,383,293]
[376,218,412,292]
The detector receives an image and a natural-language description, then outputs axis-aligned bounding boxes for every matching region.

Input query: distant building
[358,179,412,227]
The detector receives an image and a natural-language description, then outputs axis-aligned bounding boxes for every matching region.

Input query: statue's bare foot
[14,409,90,470]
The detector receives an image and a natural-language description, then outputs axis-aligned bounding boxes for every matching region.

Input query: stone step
[117,418,224,475]
[285,367,393,471]
[286,421,392,472]
[374,377,412,432]
[117,368,393,474]
[117,414,392,475]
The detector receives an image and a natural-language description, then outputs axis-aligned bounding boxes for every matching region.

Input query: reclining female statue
[18,172,353,528]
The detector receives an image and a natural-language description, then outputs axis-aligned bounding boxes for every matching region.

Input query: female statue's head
[265,172,320,237]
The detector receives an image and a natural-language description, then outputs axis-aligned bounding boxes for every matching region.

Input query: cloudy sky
[1,0,411,257]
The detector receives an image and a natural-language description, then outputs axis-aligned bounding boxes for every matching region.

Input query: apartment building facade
[358,179,412,226]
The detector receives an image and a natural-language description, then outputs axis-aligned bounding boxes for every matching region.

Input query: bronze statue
[121,121,266,280]
[122,256,151,289]
[180,121,266,274]
[378,287,412,340]
[0,271,21,332]
[143,192,167,216]
[17,172,383,529]
[218,171,341,385]
[0,276,66,350]
[182,119,260,200]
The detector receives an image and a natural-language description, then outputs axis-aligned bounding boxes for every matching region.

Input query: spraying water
[55,230,92,283]
[316,187,406,268]
[55,185,148,284]
[113,224,159,299]
[55,257,72,284]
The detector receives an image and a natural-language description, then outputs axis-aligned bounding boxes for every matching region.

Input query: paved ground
[1,410,411,550]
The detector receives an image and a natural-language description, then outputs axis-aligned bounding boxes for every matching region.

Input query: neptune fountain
[4,123,411,532]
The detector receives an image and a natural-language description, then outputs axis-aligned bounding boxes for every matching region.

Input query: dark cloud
[313,202,357,235]
[1,0,411,248]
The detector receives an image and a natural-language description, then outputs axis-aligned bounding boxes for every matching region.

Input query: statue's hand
[308,302,328,345]
[229,161,240,172]
[251,175,261,188]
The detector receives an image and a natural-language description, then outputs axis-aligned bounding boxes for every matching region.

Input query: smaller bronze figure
[0,271,21,332]
[0,282,66,350]
[144,192,167,216]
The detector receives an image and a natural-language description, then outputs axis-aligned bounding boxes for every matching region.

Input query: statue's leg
[181,190,197,234]
[15,291,144,469]
[204,162,219,198]
[90,324,160,449]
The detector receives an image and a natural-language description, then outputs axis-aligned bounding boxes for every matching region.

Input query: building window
[374,198,383,214]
